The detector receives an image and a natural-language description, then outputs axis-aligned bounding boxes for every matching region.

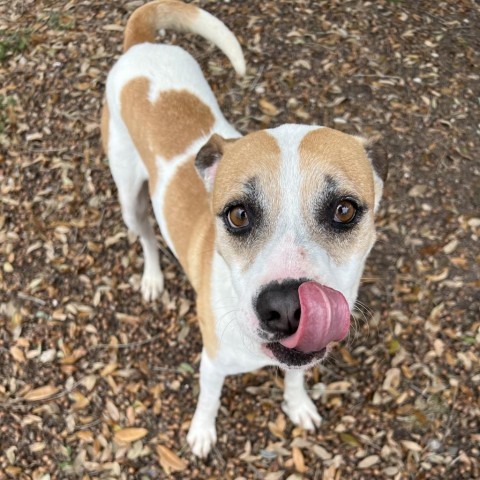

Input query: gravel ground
[1,1,479,479]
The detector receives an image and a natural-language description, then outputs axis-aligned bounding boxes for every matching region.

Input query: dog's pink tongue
[279,282,350,353]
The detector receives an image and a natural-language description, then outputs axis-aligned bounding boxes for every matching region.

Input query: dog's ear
[363,136,388,183]
[195,134,233,192]
[357,136,388,213]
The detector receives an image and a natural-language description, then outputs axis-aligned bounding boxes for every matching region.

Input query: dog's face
[196,125,387,367]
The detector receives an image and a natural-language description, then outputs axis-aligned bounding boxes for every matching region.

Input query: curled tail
[123,0,246,76]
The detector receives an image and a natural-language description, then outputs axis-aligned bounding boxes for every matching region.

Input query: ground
[0,1,479,479]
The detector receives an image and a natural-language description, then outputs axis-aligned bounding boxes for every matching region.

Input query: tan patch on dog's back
[163,157,218,356]
[120,77,215,193]
[299,128,375,206]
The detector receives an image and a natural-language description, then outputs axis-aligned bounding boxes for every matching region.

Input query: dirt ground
[1,1,479,479]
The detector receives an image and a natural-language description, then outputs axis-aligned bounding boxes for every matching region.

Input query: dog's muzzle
[255,279,350,365]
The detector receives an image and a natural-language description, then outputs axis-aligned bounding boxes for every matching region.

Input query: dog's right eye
[227,205,249,229]
[333,199,357,224]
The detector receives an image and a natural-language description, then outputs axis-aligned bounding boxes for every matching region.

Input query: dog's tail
[123,0,246,76]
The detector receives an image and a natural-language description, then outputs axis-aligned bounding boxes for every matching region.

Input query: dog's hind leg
[107,123,164,302]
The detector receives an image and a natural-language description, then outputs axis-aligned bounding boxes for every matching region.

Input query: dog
[101,0,387,458]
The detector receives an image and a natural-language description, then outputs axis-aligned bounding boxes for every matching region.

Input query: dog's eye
[333,200,357,224]
[227,206,249,229]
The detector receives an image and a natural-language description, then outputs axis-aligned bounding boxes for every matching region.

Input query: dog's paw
[141,273,164,302]
[282,394,322,431]
[187,421,217,458]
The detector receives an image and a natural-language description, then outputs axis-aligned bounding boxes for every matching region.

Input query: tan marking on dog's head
[211,131,281,214]
[120,77,215,193]
[162,157,218,357]
[205,131,282,270]
[299,128,375,207]
[299,128,377,264]
[123,0,199,52]
[100,101,109,154]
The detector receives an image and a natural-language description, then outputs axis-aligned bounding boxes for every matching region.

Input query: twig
[17,292,47,306]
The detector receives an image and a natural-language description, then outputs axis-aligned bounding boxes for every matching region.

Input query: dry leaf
[10,346,25,363]
[29,442,46,452]
[401,440,423,452]
[156,445,187,474]
[268,413,286,439]
[114,427,148,443]
[312,444,332,460]
[24,386,59,401]
[292,446,307,473]
[358,455,380,468]
[70,391,89,410]
[106,399,120,421]
[265,472,285,480]
[259,98,280,116]
[100,362,118,377]
[76,430,94,442]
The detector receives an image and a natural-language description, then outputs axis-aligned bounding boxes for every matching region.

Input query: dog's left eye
[333,199,357,224]
[227,205,249,229]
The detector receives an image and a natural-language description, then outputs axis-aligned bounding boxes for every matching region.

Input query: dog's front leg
[187,349,225,457]
[282,369,322,430]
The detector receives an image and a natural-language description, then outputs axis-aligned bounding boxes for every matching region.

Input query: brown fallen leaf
[76,430,94,442]
[156,445,188,474]
[401,440,423,453]
[268,413,286,439]
[100,362,118,377]
[358,455,380,469]
[259,98,280,116]
[292,446,307,473]
[24,385,59,401]
[70,391,90,411]
[10,346,25,363]
[114,427,148,443]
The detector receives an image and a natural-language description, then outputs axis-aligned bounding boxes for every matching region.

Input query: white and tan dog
[102,0,387,458]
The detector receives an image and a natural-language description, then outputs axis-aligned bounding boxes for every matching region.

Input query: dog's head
[195,125,387,368]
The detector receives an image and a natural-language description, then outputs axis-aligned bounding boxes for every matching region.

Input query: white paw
[187,420,217,458]
[141,272,164,302]
[282,395,322,431]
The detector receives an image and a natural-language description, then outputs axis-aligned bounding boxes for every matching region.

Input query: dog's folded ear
[356,135,389,213]
[362,136,388,183]
[195,134,235,192]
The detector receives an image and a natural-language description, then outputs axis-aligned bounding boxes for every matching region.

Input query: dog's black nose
[255,280,303,336]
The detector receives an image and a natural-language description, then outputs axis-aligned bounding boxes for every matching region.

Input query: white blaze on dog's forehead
[266,124,321,230]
